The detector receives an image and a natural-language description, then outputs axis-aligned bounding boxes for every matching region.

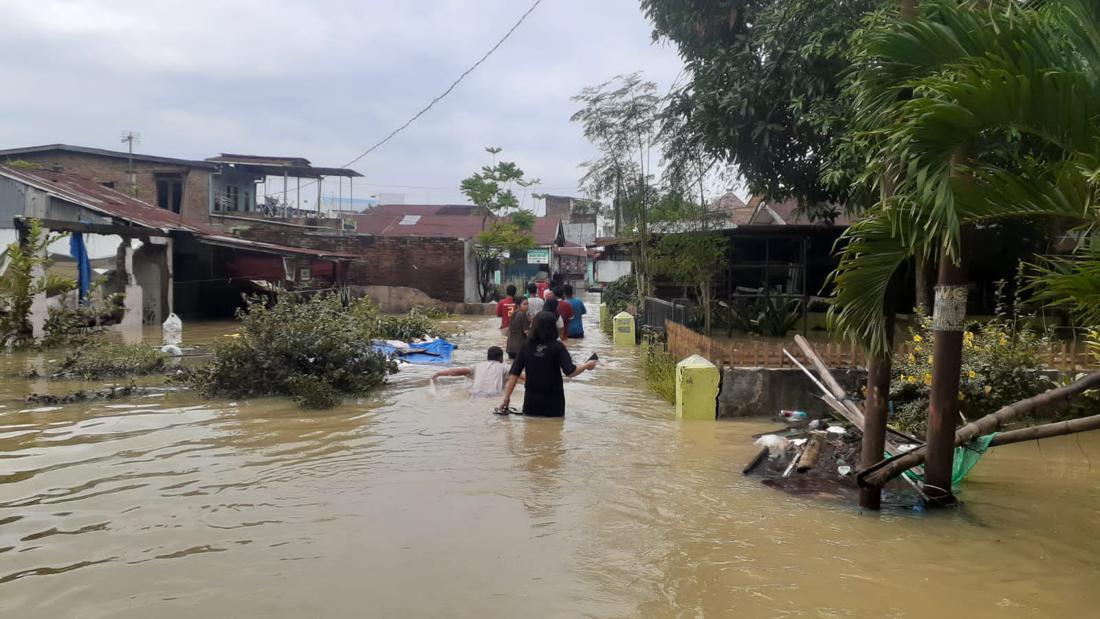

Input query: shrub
[642,334,677,403]
[181,294,398,409]
[377,306,445,341]
[602,275,639,335]
[58,340,168,379]
[890,284,1056,434]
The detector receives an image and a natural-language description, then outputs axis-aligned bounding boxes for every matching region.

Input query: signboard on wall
[527,248,550,264]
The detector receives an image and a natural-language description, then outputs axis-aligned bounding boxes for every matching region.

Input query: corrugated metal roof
[0,144,217,170]
[196,235,358,259]
[355,204,561,244]
[0,165,204,232]
[0,165,357,260]
[205,153,361,178]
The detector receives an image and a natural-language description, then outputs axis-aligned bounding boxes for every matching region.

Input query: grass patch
[58,340,168,379]
[643,337,677,403]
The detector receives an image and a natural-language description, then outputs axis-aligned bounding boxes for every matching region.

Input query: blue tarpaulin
[69,232,91,302]
[372,338,455,365]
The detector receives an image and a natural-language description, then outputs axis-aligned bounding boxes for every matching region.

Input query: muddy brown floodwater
[1,300,1098,617]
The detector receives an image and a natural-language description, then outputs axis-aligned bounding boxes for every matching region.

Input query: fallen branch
[987,413,1100,447]
[860,371,1100,488]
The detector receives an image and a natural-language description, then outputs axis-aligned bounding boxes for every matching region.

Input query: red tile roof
[355,204,561,244]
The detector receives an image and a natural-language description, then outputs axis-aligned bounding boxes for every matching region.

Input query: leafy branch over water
[178,294,439,409]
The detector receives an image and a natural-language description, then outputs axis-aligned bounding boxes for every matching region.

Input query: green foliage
[377,306,445,342]
[718,296,801,337]
[600,275,639,335]
[889,293,1056,435]
[58,340,167,380]
[572,74,663,296]
[641,0,886,214]
[40,286,126,350]
[0,219,67,349]
[653,232,728,333]
[1029,236,1100,326]
[827,0,1100,355]
[460,147,540,302]
[642,335,677,403]
[182,294,401,409]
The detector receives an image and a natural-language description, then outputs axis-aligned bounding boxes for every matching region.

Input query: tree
[0,219,73,349]
[572,74,663,296]
[652,231,729,334]
[460,146,539,232]
[459,148,540,302]
[641,0,888,219]
[827,0,1100,502]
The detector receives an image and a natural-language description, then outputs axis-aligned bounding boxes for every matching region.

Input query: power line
[283,0,545,205]
[339,0,544,170]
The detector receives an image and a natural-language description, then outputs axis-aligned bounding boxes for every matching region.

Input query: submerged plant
[57,340,168,380]
[181,294,400,409]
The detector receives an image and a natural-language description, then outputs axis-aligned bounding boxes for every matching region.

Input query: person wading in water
[499,311,596,417]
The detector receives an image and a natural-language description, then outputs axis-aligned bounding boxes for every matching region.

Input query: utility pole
[120,131,140,196]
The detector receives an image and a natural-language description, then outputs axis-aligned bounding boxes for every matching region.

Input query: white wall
[594,260,632,284]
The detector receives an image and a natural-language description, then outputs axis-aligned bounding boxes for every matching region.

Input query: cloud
[0,0,688,206]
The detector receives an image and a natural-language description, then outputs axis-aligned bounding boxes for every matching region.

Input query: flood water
[1,302,1098,617]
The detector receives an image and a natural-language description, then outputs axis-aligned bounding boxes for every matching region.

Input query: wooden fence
[664,320,1096,370]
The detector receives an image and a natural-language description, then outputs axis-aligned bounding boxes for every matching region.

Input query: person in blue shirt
[563,284,586,338]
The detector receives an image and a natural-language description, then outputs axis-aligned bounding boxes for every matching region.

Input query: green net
[901,433,996,488]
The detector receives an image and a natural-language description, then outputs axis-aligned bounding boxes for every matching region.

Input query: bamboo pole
[860,371,1100,487]
[987,413,1100,447]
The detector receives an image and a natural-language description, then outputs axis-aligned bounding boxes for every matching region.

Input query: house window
[226,186,240,212]
[155,174,184,213]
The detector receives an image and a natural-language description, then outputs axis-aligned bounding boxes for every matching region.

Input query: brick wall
[6,151,212,224]
[545,195,573,221]
[231,224,469,302]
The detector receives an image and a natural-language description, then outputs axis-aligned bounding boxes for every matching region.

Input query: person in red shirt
[552,287,573,342]
[535,278,550,300]
[496,285,517,332]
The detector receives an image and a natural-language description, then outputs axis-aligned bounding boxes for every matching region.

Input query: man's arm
[432,367,472,381]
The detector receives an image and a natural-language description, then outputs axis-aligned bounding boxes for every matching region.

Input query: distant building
[0,164,356,328]
[0,145,360,225]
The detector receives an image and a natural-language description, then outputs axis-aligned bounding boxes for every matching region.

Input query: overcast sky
[0,0,690,211]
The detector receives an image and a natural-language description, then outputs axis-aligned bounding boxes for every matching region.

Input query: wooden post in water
[924,243,969,507]
[860,312,894,510]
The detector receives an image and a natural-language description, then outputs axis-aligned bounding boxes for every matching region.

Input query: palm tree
[828,0,1100,502]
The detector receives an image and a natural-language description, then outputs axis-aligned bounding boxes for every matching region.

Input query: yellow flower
[984,385,992,395]
[915,345,924,354]
[928,355,934,366]
[913,334,923,343]
[968,370,977,379]
[906,375,917,385]
[958,392,966,401]
[908,353,916,363]
[999,334,1008,345]
[923,373,933,386]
